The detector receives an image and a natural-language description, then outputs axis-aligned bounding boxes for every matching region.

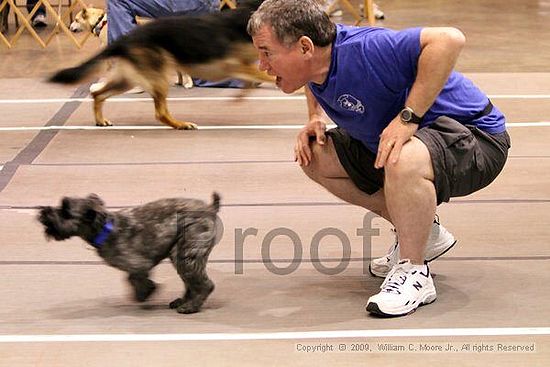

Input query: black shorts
[327,116,511,205]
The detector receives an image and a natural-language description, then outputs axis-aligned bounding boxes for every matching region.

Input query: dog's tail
[210,192,221,213]
[48,45,122,84]
[49,54,107,84]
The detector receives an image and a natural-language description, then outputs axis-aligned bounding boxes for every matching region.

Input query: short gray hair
[247,0,336,47]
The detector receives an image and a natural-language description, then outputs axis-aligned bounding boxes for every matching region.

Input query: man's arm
[404,27,466,118]
[375,27,466,169]
[295,85,328,166]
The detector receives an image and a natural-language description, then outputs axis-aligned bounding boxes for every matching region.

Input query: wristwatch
[399,106,423,125]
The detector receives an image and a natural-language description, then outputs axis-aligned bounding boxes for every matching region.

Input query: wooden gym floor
[0,0,549,365]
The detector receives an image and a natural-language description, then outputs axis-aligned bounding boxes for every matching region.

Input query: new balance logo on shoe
[366,259,437,317]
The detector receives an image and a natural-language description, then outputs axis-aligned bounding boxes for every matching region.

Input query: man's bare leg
[301,136,438,265]
[301,137,391,221]
[383,137,436,264]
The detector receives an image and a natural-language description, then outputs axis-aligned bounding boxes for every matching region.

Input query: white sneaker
[32,14,47,27]
[369,220,457,278]
[366,259,436,317]
[323,1,343,17]
[373,4,385,19]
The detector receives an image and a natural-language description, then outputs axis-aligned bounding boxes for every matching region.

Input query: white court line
[501,122,550,127]
[1,124,301,132]
[0,96,305,104]
[0,122,549,132]
[0,327,548,343]
[1,94,550,104]
[489,94,550,99]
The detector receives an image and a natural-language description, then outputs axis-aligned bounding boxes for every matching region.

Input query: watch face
[401,109,412,121]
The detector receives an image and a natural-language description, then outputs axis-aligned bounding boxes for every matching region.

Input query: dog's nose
[37,207,53,224]
[69,22,82,32]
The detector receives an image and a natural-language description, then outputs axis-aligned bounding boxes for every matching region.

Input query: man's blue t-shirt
[308,25,506,153]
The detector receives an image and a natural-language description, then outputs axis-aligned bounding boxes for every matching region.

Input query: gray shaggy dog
[37,192,220,314]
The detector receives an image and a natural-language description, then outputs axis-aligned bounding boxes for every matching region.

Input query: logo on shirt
[337,94,365,114]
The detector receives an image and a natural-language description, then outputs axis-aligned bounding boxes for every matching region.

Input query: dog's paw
[176,303,201,314]
[134,280,157,302]
[169,298,201,313]
[96,119,113,127]
[169,298,184,309]
[176,122,198,130]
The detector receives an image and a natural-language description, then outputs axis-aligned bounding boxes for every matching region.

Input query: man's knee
[300,140,324,178]
[385,138,433,182]
[301,137,345,179]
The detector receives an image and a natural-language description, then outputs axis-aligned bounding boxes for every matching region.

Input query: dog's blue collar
[92,220,113,248]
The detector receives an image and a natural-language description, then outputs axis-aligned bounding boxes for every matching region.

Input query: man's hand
[375,116,419,168]
[295,117,327,166]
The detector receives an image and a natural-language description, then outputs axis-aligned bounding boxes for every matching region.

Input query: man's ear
[298,36,314,57]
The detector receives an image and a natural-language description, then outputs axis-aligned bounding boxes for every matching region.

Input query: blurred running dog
[52,1,272,129]
[38,193,221,314]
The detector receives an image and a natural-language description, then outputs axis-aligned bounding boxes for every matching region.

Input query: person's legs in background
[322,1,385,20]
[27,0,47,27]
[171,0,219,16]
[107,0,218,43]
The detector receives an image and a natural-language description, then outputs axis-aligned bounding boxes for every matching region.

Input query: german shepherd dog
[50,1,271,129]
